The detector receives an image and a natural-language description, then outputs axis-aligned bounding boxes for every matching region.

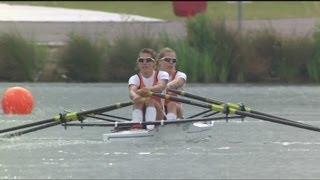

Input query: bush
[250,28,282,80]
[211,19,239,82]
[308,24,320,82]
[278,36,314,82]
[103,34,159,82]
[159,34,217,83]
[186,14,216,53]
[186,14,245,83]
[58,33,106,82]
[0,32,46,81]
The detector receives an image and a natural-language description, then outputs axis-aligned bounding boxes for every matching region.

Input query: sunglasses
[137,57,155,63]
[161,57,177,64]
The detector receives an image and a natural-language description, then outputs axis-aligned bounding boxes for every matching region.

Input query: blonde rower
[157,47,187,120]
[128,48,169,129]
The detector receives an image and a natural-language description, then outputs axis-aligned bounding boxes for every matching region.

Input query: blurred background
[1,1,320,84]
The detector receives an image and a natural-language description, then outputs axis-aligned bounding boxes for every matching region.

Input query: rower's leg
[145,99,164,130]
[176,103,184,119]
[166,102,178,120]
[132,103,144,123]
[145,106,156,130]
[155,102,165,120]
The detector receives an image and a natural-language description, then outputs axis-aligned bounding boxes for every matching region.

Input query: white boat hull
[103,121,215,142]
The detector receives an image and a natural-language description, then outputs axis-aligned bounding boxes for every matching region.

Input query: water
[0,83,320,179]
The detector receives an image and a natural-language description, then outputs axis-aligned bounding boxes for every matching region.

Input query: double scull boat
[1,89,320,141]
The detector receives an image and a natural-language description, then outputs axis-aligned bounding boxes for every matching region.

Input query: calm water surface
[0,83,320,179]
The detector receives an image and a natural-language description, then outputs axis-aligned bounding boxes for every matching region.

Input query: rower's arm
[129,85,140,100]
[167,77,186,90]
[149,79,168,93]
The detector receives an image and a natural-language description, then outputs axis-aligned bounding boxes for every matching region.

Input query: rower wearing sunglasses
[128,48,169,130]
[157,47,187,120]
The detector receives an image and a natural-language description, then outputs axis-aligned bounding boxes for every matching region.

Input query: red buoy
[1,86,34,114]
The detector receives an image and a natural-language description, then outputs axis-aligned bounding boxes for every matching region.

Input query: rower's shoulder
[177,71,186,75]
[158,70,169,75]
[176,71,187,80]
[128,74,140,85]
[158,70,169,78]
[129,74,139,79]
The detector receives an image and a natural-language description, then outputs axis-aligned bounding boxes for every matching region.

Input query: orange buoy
[1,86,34,114]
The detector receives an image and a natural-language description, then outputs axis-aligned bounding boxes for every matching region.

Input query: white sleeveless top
[128,70,169,88]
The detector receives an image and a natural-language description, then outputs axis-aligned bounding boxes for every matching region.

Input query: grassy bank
[5,1,320,20]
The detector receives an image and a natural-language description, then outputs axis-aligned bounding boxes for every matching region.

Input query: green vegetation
[237,27,314,83]
[5,1,320,20]
[0,33,46,81]
[104,34,160,82]
[1,11,320,83]
[58,33,106,82]
[308,24,320,82]
[159,38,205,82]
[185,15,216,82]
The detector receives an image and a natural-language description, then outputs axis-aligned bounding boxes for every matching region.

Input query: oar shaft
[250,110,290,121]
[2,121,62,138]
[168,89,223,104]
[236,110,320,132]
[0,118,55,134]
[78,101,133,116]
[152,93,211,109]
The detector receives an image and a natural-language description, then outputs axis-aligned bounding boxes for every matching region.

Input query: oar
[0,118,56,134]
[168,89,300,121]
[1,101,133,138]
[151,92,320,133]
[2,121,62,138]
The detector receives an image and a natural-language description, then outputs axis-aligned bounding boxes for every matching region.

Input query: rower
[157,47,187,120]
[128,48,169,130]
